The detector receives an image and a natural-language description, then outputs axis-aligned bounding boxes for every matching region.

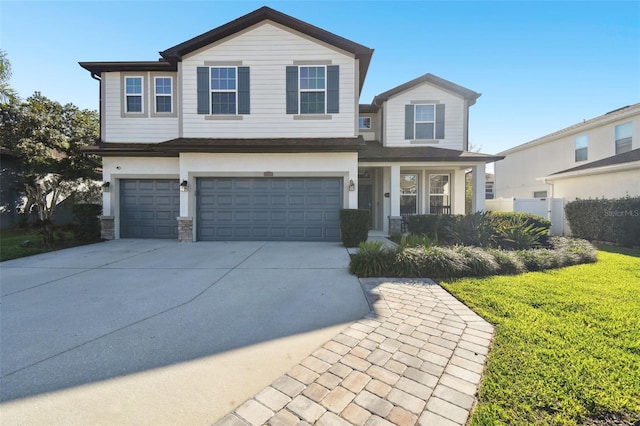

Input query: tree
[1,92,99,246]
[0,49,17,103]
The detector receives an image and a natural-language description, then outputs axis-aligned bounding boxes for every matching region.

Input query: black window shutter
[197,67,210,114]
[326,65,339,113]
[436,104,445,139]
[286,66,298,114]
[237,67,250,114]
[405,104,415,139]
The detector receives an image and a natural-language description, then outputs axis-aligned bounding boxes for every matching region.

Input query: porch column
[388,165,402,234]
[471,164,486,212]
[453,168,466,215]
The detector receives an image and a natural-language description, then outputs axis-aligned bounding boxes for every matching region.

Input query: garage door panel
[197,177,342,241]
[120,179,179,239]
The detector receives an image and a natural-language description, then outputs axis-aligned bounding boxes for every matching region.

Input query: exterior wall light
[180,180,189,192]
[101,182,110,192]
[348,179,356,192]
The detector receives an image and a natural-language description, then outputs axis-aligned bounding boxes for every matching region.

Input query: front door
[358,184,374,229]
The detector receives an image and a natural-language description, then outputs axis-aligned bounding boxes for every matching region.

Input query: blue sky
[1,1,639,155]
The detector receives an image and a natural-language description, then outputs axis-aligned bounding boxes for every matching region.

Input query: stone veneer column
[100,216,115,240]
[388,216,403,235]
[177,217,193,242]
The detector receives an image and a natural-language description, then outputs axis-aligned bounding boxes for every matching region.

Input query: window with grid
[125,76,143,113]
[615,122,632,154]
[211,67,237,114]
[154,77,172,113]
[359,117,371,129]
[415,105,435,139]
[400,174,418,215]
[575,134,588,162]
[429,174,450,214]
[300,66,325,114]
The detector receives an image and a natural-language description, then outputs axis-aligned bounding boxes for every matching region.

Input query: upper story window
[575,134,588,162]
[154,77,173,113]
[286,65,339,115]
[196,66,250,116]
[615,122,632,154]
[359,117,372,129]
[299,66,325,114]
[405,103,445,140]
[211,67,237,114]
[125,76,143,113]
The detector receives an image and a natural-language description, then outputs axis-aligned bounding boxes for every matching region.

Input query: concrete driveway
[0,240,370,425]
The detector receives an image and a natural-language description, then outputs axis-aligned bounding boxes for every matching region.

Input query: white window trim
[615,122,633,155]
[153,76,173,114]
[428,173,450,214]
[400,173,419,215]
[124,76,144,114]
[575,134,588,162]
[359,116,372,129]
[415,104,436,140]
[299,65,327,115]
[210,66,238,115]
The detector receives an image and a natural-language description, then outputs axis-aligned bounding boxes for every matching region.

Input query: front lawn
[441,247,640,425]
[0,229,48,261]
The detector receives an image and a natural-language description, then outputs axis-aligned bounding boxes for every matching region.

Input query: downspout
[90,73,102,142]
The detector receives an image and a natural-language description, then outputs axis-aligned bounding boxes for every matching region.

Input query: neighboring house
[495,103,640,200]
[80,6,501,242]
[485,173,494,199]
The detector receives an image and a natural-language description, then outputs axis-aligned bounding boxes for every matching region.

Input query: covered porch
[357,141,503,235]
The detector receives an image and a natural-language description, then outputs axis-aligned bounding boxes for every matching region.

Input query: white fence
[486,197,565,235]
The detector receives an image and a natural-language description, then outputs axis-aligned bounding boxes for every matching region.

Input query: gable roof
[372,73,481,106]
[159,6,374,91]
[499,103,640,156]
[549,148,640,177]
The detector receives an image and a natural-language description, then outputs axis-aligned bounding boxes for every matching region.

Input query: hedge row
[565,196,640,247]
[350,237,597,279]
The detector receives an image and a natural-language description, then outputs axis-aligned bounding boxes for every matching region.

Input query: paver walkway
[216,278,494,426]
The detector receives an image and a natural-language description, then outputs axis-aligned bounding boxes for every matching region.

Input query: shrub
[340,209,369,247]
[349,241,392,277]
[455,246,500,276]
[495,216,549,250]
[565,196,640,247]
[488,249,527,275]
[407,214,458,243]
[445,211,498,247]
[549,236,598,265]
[72,204,102,242]
[419,246,470,279]
[491,212,552,234]
[401,233,433,248]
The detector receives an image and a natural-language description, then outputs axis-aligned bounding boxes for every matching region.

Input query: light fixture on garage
[348,179,355,192]
[101,182,110,193]
[180,180,189,192]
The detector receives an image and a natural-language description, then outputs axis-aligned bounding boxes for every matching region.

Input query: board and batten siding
[103,72,179,143]
[180,21,357,138]
[384,83,466,150]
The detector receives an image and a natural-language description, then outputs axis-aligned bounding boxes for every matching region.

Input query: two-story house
[495,103,640,201]
[80,6,501,242]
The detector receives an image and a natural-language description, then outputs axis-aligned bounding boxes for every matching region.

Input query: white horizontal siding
[103,72,179,143]
[384,83,465,150]
[181,22,357,138]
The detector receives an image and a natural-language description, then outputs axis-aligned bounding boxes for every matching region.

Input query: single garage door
[197,177,343,241]
[120,179,180,239]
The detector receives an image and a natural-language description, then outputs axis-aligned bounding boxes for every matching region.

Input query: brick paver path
[216,278,494,426]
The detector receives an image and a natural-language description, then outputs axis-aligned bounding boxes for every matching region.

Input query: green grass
[441,248,640,425]
[0,229,47,261]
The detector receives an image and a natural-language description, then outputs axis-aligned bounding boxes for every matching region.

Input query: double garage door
[120,178,342,241]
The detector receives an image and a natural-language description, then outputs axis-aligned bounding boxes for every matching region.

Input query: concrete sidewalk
[217,278,494,426]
